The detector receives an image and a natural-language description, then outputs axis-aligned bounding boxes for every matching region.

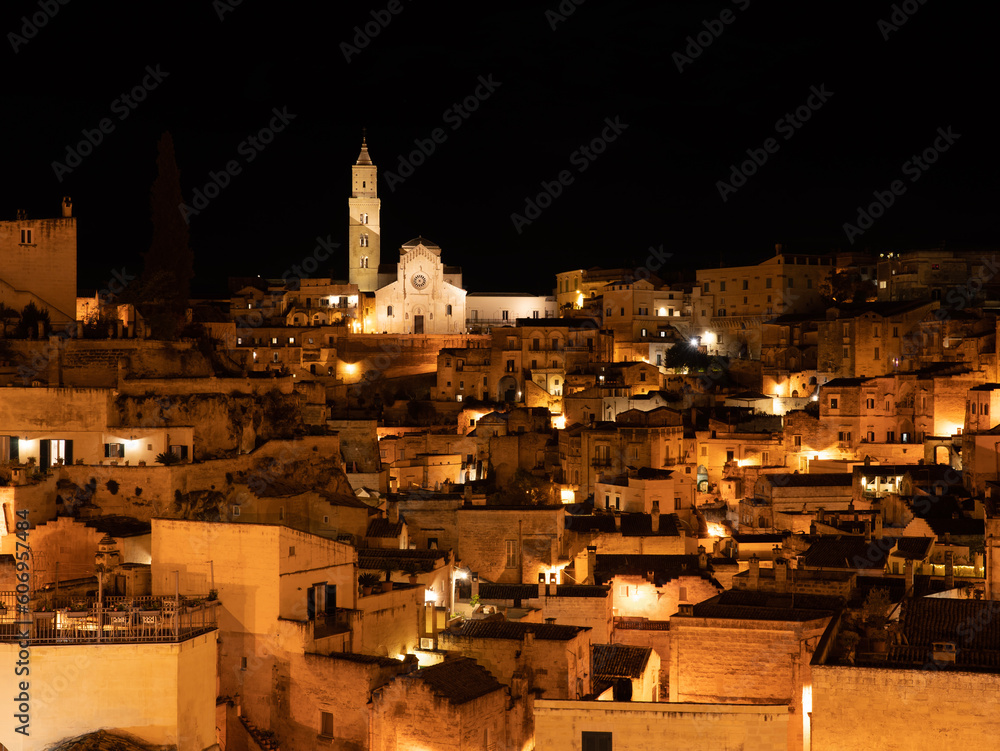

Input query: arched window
[387,306,393,316]
[360,234,368,247]
[446,305,452,316]
[360,256,368,268]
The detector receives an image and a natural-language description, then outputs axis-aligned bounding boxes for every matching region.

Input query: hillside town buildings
[4,139,1000,751]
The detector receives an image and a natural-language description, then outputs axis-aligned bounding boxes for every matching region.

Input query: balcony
[592,457,612,467]
[0,593,218,645]
[313,607,363,639]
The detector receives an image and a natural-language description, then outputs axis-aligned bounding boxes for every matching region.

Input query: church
[347,137,467,334]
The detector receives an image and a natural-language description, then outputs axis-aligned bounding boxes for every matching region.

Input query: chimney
[62,196,72,218]
[945,550,955,589]
[864,519,872,542]
[538,572,546,599]
[775,558,788,593]
[748,555,760,591]
[471,572,479,601]
[904,559,914,593]
[874,515,883,539]
[698,545,707,570]
[651,501,660,533]
[816,507,825,525]
[587,546,597,586]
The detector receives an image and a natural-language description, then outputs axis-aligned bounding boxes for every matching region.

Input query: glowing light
[560,488,576,504]
[423,589,436,603]
[690,338,698,346]
[454,569,468,580]
[705,522,728,537]
[552,414,567,430]
[658,307,667,316]
[344,363,358,375]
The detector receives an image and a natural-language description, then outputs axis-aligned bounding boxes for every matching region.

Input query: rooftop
[447,619,589,642]
[592,644,652,680]
[407,657,504,704]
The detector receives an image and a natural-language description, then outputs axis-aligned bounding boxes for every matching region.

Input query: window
[788,278,794,288]
[765,277,772,289]
[703,282,710,292]
[807,278,812,289]
[387,305,393,316]
[606,307,613,317]
[720,281,726,292]
[762,452,769,465]
[232,505,241,517]
[830,398,838,409]
[838,431,852,442]
[506,359,515,372]
[321,711,334,737]
[168,445,189,460]
[620,308,625,316]
[289,545,296,556]
[985,404,990,416]
[701,446,707,456]
[241,657,248,671]
[505,540,518,569]
[20,228,33,244]
[793,435,802,447]
[874,327,880,338]
[502,310,509,320]
[874,347,879,359]
[360,234,368,247]
[582,731,613,751]
[887,431,895,442]
[104,443,125,458]
[893,327,899,337]
[866,398,875,409]
[868,431,876,442]
[446,304,452,316]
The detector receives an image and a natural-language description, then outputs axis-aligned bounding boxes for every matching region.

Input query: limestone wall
[811,664,1000,750]
[534,700,790,751]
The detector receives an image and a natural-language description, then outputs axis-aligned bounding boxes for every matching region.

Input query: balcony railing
[0,593,218,645]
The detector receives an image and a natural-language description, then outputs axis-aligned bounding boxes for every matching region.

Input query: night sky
[2,2,995,298]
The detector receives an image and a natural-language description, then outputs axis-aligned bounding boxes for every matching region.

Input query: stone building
[0,198,77,325]
[691,249,834,359]
[348,136,381,292]
[374,237,467,334]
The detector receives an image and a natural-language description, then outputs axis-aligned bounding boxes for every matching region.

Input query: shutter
[181,445,189,460]
[325,584,336,615]
[307,588,315,620]
[104,443,111,458]
[40,440,50,469]
[10,437,18,462]
[64,440,73,466]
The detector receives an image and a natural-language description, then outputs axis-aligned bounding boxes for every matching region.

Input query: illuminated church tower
[348,134,381,292]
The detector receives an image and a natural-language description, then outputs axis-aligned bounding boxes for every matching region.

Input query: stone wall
[457,506,565,584]
[811,664,1000,750]
[534,699,790,751]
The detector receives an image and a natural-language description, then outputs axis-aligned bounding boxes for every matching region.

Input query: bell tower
[349,132,381,292]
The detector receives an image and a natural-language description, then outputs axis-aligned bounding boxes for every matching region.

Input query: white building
[374,237,467,334]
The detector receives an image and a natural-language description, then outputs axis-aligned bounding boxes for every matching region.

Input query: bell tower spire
[349,129,380,292]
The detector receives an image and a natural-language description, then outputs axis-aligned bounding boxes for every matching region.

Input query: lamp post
[94,534,121,643]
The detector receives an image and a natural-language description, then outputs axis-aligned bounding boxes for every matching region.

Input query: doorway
[414,315,424,334]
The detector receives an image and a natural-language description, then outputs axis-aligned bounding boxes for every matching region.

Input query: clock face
[411,273,428,290]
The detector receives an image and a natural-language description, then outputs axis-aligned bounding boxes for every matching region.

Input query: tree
[820,269,877,305]
[13,301,49,338]
[126,132,194,339]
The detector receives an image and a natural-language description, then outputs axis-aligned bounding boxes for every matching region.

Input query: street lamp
[94,534,121,642]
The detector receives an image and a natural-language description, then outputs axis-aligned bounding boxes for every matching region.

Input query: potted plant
[380,562,395,592]
[359,573,380,596]
[404,561,422,585]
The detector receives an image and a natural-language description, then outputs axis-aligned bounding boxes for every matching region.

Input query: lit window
[505,540,518,568]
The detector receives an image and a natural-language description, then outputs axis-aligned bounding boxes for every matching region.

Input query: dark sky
[2,2,995,297]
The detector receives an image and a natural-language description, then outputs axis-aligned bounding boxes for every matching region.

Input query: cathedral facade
[348,138,466,334]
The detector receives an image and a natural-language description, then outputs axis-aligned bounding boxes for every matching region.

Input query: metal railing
[0,593,218,645]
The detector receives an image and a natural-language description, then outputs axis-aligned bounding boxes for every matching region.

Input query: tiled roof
[366,518,404,538]
[563,512,681,536]
[687,589,841,622]
[594,554,713,586]
[456,582,609,600]
[358,548,448,573]
[902,598,1000,652]
[450,619,588,641]
[410,657,504,705]
[592,644,651,680]
[801,536,934,569]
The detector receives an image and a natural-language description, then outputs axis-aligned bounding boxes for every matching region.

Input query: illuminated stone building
[0,198,77,325]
